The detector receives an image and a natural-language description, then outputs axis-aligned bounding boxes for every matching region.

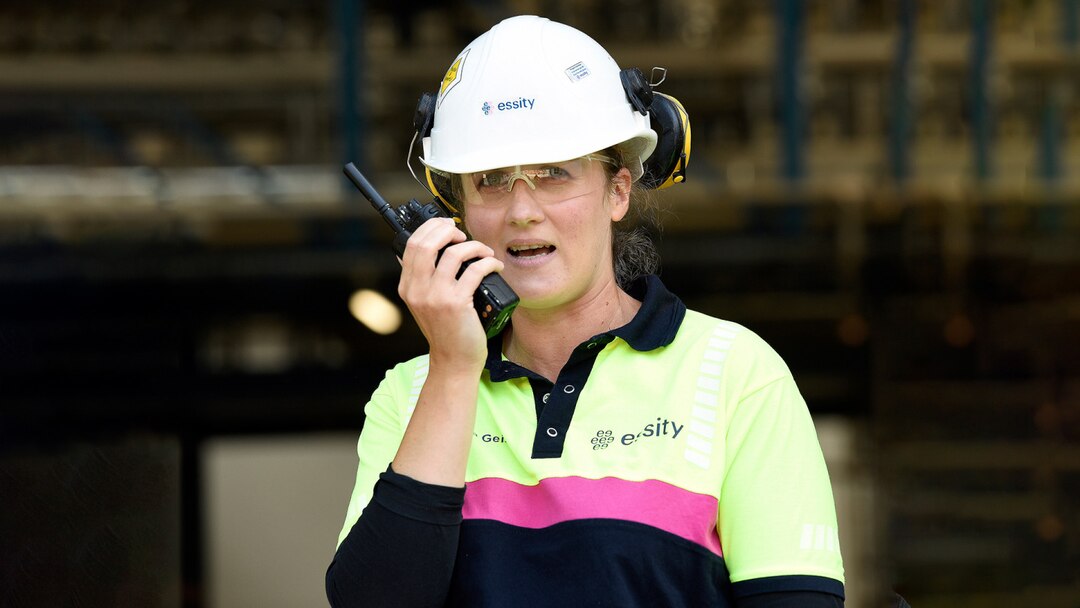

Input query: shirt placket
[528,337,612,459]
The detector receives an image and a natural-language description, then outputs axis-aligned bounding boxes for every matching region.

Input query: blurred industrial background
[1,0,1079,606]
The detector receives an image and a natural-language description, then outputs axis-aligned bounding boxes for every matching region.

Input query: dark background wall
[1,1,1079,607]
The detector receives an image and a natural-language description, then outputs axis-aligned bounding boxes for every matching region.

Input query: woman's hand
[392,218,503,487]
[398,218,504,371]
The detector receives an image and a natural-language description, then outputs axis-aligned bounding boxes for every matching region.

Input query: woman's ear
[609,167,632,222]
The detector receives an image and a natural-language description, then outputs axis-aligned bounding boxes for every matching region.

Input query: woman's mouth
[508,243,556,258]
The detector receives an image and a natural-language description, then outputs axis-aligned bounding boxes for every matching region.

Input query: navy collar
[484,274,687,381]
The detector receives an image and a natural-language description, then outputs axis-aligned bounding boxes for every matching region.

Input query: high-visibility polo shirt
[339,275,845,605]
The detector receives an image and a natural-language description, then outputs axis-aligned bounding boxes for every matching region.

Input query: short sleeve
[718,332,845,599]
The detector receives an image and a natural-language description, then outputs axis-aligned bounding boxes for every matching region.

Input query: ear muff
[620,67,691,190]
[640,92,691,190]
[413,91,459,213]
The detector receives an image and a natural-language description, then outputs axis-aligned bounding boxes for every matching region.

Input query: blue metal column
[1065,0,1079,47]
[775,0,806,235]
[971,0,993,183]
[334,0,370,251]
[1045,0,1080,187]
[777,0,805,185]
[1035,0,1078,232]
[1037,89,1062,187]
[335,0,364,177]
[889,0,915,187]
[1037,83,1064,233]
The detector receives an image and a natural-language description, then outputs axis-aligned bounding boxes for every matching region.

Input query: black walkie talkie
[343,163,518,338]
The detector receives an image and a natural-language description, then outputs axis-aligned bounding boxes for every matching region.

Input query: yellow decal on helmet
[438,49,469,107]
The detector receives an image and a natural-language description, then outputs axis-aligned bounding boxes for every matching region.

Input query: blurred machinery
[1,1,1079,607]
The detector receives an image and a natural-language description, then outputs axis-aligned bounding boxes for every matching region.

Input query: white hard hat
[421,15,658,181]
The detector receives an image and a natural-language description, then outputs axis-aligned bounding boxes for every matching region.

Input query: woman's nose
[505,179,544,225]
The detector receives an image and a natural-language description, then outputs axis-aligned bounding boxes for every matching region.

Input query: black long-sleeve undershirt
[326,467,465,608]
[325,468,843,608]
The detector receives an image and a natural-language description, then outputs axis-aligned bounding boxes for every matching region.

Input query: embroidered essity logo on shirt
[620,418,684,446]
[591,430,614,450]
[589,419,684,450]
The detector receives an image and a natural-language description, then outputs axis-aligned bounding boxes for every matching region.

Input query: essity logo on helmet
[481,97,536,115]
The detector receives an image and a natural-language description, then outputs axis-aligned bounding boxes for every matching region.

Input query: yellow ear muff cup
[424,168,458,215]
[640,92,691,190]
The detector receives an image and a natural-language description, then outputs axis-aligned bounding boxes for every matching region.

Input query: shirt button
[546,427,558,437]
[563,385,575,394]
[542,392,550,403]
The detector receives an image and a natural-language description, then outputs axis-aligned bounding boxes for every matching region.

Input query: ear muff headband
[412,67,691,209]
[619,67,654,116]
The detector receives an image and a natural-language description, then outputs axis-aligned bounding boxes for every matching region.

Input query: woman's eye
[479,173,506,188]
[543,166,570,180]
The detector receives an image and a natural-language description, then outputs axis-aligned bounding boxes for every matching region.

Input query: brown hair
[601,146,661,291]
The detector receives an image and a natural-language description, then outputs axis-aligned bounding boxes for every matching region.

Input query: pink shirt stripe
[462,476,722,556]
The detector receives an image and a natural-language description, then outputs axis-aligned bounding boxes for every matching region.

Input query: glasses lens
[464,156,614,205]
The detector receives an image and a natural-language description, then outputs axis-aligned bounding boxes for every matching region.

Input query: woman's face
[461,156,632,311]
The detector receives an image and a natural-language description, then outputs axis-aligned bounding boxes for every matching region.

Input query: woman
[327,15,845,607]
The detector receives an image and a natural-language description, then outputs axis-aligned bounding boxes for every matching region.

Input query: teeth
[509,244,549,252]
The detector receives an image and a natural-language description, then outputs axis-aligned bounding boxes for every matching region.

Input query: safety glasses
[461,154,616,206]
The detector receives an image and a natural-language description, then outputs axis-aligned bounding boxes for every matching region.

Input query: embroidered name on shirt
[474,432,508,444]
